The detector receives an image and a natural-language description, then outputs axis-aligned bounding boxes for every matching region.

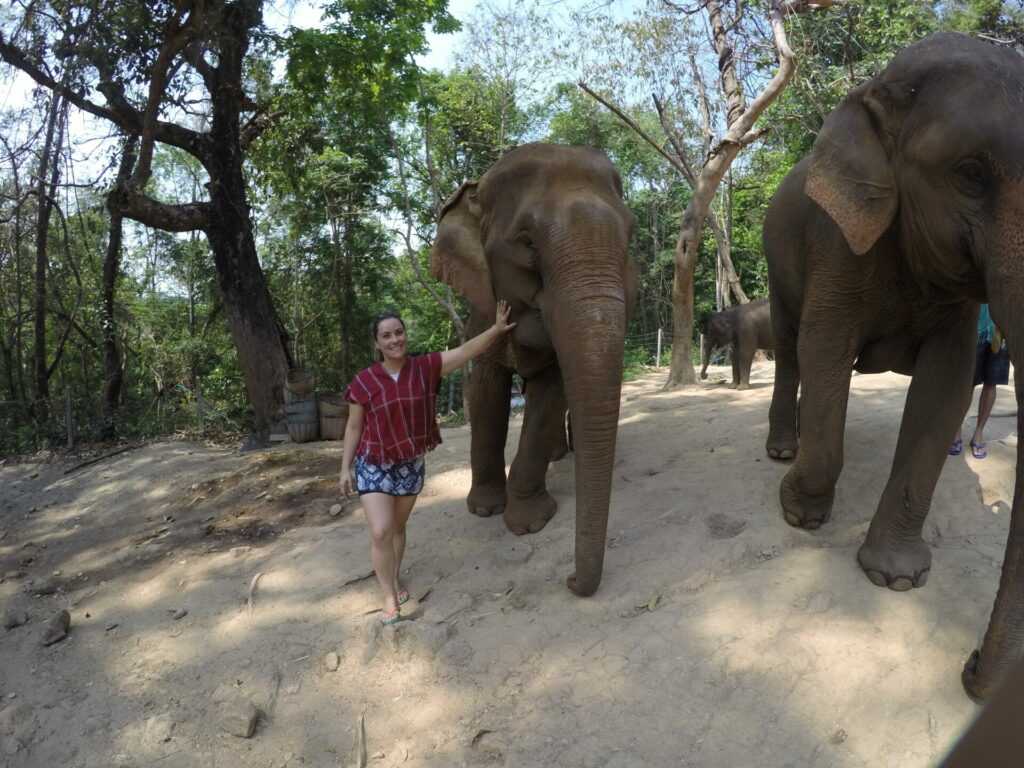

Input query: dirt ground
[0,363,1018,768]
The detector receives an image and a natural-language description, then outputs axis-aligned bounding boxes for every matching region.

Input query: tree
[100,139,137,440]
[0,0,294,442]
[253,0,458,387]
[570,0,835,386]
[660,0,837,387]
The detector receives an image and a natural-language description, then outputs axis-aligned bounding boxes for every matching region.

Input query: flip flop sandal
[380,608,402,625]
[397,588,410,606]
[948,439,963,456]
[970,441,987,459]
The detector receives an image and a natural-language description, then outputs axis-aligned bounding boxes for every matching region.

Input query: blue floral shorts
[355,455,425,496]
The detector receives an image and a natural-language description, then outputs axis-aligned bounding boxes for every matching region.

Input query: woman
[341,300,515,624]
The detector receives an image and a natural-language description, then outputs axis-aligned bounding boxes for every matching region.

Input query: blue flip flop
[948,439,962,456]
[397,588,409,606]
[380,608,402,625]
[971,441,987,459]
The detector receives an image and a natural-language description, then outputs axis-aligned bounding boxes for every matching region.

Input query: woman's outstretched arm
[439,299,516,376]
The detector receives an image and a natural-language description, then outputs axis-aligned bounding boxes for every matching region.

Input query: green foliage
[766,0,941,154]
[942,0,1024,41]
[10,0,1005,456]
[621,340,653,381]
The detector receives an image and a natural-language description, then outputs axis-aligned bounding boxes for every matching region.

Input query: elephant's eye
[517,232,536,251]
[953,158,990,197]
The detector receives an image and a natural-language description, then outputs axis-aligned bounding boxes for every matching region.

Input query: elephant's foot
[766,428,798,460]
[504,490,557,534]
[856,537,931,591]
[736,382,750,391]
[467,484,506,518]
[779,471,834,529]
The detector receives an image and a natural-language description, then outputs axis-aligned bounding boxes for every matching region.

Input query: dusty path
[0,364,1017,767]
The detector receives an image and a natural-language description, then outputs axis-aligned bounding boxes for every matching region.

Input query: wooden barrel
[318,392,349,417]
[284,370,316,403]
[284,397,318,442]
[319,413,346,441]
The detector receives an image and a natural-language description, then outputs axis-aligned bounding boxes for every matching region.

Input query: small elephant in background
[699,297,774,389]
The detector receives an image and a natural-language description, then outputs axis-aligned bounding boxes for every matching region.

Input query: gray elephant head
[700,309,734,379]
[430,143,637,596]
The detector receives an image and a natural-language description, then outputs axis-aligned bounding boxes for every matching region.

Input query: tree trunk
[204,0,292,441]
[664,0,811,388]
[31,92,65,427]
[100,140,137,441]
[340,208,356,383]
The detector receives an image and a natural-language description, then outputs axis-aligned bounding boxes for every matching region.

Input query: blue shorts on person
[974,340,1010,388]
[355,455,425,496]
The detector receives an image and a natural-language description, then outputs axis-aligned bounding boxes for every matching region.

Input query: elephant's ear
[429,180,495,312]
[805,82,898,256]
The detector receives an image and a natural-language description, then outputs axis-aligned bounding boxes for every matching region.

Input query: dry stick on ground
[64,444,140,474]
[354,706,367,768]
[246,572,263,617]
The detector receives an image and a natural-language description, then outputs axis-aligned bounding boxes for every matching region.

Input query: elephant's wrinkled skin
[699,298,774,389]
[429,143,637,596]
[763,33,1024,700]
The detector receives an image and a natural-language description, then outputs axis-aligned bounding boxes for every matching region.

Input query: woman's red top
[343,351,443,464]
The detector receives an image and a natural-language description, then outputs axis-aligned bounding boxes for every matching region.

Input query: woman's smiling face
[374,318,408,364]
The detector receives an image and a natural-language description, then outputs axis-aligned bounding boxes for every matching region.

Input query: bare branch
[687,45,715,158]
[578,82,689,178]
[130,1,208,187]
[0,34,209,161]
[651,95,697,185]
[183,40,217,88]
[106,182,213,233]
[240,107,285,151]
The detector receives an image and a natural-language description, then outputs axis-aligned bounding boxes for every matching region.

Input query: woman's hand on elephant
[494,299,516,335]
[340,468,356,499]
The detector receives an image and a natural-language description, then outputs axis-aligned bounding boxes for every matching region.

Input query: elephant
[699,297,774,389]
[429,143,637,596]
[762,32,1024,700]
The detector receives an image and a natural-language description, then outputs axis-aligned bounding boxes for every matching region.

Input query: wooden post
[656,328,663,368]
[64,387,75,448]
[195,377,203,430]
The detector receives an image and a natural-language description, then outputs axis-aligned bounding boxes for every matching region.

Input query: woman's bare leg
[361,493,400,614]
[392,494,416,597]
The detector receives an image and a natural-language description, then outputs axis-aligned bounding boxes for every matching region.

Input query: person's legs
[970,343,1010,458]
[392,494,417,600]
[971,383,997,454]
[953,341,989,455]
[361,492,401,617]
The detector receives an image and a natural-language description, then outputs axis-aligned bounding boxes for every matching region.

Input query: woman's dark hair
[372,312,405,339]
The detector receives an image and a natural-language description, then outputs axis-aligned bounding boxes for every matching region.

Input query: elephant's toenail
[913,569,929,587]
[889,576,913,591]
[865,570,888,588]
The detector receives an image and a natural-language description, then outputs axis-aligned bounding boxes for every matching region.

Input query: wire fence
[626,328,676,368]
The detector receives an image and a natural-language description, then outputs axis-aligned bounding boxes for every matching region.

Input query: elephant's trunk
[963,279,1024,699]
[546,258,629,596]
[700,341,713,379]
